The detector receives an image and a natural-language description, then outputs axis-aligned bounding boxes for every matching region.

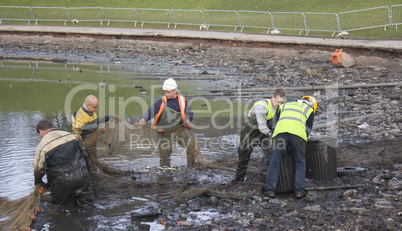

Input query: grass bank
[0,1,401,38]
[0,0,391,12]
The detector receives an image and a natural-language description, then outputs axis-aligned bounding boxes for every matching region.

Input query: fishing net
[0,185,42,231]
[95,118,205,169]
[0,118,267,230]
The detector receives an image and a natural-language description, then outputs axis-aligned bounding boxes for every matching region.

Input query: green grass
[0,0,394,12]
[0,1,401,38]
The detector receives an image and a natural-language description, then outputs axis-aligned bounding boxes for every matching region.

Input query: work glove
[101,127,107,133]
[136,118,146,126]
[182,119,192,129]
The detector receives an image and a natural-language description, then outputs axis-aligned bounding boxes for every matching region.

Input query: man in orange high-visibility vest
[137,78,201,167]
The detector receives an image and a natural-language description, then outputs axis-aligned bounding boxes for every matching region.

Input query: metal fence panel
[0,61,35,80]
[102,7,139,26]
[67,7,106,24]
[31,7,69,25]
[238,10,273,32]
[0,6,32,24]
[272,12,306,33]
[304,12,339,35]
[339,6,390,31]
[391,4,402,27]
[0,5,400,34]
[136,8,172,27]
[202,10,240,30]
[170,9,205,28]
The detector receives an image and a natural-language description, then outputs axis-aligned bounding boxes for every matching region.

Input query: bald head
[84,95,98,112]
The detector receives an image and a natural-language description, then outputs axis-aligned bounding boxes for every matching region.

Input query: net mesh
[0,119,262,230]
[0,185,41,231]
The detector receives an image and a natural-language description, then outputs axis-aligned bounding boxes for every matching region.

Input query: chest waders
[151,106,183,131]
[152,106,200,167]
[235,116,271,182]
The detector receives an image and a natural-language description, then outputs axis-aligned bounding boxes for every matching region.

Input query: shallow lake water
[0,60,258,230]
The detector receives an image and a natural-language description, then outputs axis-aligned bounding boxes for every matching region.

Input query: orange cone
[331,49,355,67]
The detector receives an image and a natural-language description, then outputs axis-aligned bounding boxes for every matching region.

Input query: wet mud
[0,32,401,230]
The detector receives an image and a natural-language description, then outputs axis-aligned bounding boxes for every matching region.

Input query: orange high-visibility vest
[152,93,186,129]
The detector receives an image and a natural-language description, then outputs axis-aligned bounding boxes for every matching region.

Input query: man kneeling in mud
[33,119,94,206]
[136,78,201,167]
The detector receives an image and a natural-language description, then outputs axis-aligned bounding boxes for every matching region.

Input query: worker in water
[234,89,286,183]
[264,96,317,199]
[136,78,201,167]
[33,119,94,206]
[71,94,120,160]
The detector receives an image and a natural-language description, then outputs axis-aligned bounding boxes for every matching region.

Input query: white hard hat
[162,78,177,90]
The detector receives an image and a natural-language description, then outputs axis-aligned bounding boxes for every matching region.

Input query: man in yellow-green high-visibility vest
[233,89,286,183]
[264,96,317,199]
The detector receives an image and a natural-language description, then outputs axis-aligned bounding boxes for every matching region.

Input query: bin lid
[307,136,338,147]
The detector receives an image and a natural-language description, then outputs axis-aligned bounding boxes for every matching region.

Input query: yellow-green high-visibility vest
[247,99,275,120]
[272,102,313,141]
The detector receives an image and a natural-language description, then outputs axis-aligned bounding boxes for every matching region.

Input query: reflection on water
[0,111,42,200]
[0,60,251,199]
[98,123,240,173]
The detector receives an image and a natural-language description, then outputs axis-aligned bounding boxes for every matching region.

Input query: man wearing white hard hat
[137,78,201,167]
[264,96,317,199]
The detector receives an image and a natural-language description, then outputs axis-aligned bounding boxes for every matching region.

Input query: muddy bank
[26,156,402,230]
[0,32,401,230]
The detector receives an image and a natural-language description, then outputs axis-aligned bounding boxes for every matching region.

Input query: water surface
[0,60,248,199]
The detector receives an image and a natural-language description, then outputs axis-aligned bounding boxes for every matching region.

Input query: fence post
[133,8,140,27]
[387,6,393,31]
[168,9,173,29]
[64,7,70,25]
[269,12,275,33]
[391,5,400,30]
[28,7,34,25]
[66,8,72,25]
[136,9,146,27]
[235,10,241,31]
[100,7,106,25]
[335,13,341,32]
[201,10,207,28]
[301,12,307,35]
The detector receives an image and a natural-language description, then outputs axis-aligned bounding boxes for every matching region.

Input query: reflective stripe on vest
[272,102,313,141]
[152,93,186,129]
[247,99,275,120]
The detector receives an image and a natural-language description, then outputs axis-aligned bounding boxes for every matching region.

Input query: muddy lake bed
[0,32,401,230]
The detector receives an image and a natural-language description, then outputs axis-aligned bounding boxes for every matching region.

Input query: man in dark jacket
[33,119,94,206]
